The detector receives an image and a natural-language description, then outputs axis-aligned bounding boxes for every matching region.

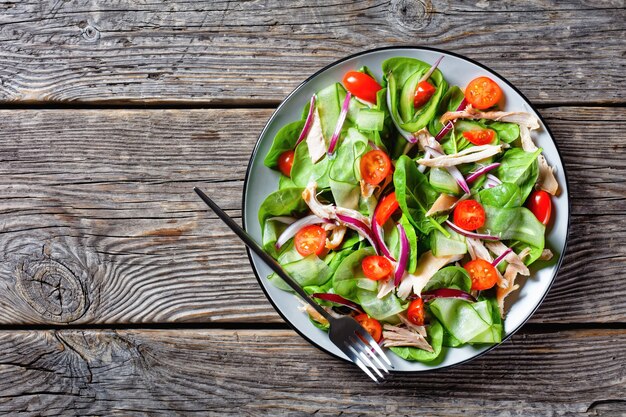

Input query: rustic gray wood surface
[0,1,624,416]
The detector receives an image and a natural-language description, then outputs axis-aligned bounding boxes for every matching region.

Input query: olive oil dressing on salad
[258,56,558,363]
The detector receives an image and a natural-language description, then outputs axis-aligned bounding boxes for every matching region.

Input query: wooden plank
[0,328,624,416]
[0,1,624,105]
[0,107,623,325]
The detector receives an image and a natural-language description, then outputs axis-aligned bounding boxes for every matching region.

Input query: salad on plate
[258,56,559,363]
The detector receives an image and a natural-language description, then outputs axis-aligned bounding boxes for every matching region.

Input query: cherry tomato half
[407,298,425,326]
[453,200,486,231]
[342,71,382,104]
[465,77,503,110]
[462,129,496,146]
[294,225,326,257]
[464,259,498,291]
[278,150,295,177]
[360,150,391,185]
[362,255,394,281]
[527,190,552,225]
[355,313,383,343]
[374,192,399,226]
[413,81,436,108]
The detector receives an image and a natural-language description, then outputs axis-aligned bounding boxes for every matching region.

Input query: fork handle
[194,187,333,322]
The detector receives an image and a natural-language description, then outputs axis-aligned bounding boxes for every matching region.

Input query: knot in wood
[390,0,432,32]
[16,259,88,323]
[81,25,100,42]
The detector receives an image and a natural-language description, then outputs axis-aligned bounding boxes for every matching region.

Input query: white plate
[242,47,570,372]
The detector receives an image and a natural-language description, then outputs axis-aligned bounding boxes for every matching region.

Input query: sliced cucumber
[356,108,385,131]
[430,168,461,195]
[431,226,467,257]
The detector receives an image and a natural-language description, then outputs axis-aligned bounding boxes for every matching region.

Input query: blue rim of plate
[241,46,571,373]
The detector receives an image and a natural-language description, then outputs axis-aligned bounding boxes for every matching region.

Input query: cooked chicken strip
[416,145,502,167]
[485,242,530,277]
[382,323,434,351]
[325,225,347,250]
[441,104,540,129]
[397,251,463,299]
[425,193,459,217]
[302,182,371,227]
[305,108,326,163]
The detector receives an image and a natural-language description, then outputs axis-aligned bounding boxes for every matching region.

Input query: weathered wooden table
[0,1,624,415]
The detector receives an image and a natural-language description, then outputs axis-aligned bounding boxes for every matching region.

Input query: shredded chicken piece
[382,324,434,351]
[466,238,493,262]
[360,179,376,199]
[325,225,347,250]
[302,182,371,227]
[495,247,532,318]
[397,251,463,299]
[440,104,540,129]
[377,277,396,299]
[495,284,520,318]
[540,249,554,261]
[305,108,326,163]
[536,155,559,195]
[416,145,502,167]
[425,193,459,217]
[398,313,427,337]
[297,298,329,326]
[414,128,440,150]
[485,242,530,276]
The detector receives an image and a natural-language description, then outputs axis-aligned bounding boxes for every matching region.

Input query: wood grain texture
[0,0,624,105]
[0,328,624,416]
[0,107,623,325]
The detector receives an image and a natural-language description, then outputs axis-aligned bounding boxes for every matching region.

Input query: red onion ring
[445,220,500,241]
[327,92,351,155]
[296,95,316,146]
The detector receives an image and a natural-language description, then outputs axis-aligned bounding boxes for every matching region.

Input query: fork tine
[356,328,394,368]
[345,343,379,383]
[352,336,389,374]
[349,337,384,379]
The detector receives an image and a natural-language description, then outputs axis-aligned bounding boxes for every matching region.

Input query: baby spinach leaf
[481,205,545,250]
[332,247,376,301]
[393,155,447,235]
[477,182,523,208]
[258,187,307,226]
[495,148,541,201]
[422,266,472,293]
[263,120,305,169]
[291,141,330,189]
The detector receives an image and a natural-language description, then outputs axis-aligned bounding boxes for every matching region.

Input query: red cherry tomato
[407,298,425,326]
[465,77,503,110]
[360,150,391,185]
[527,190,552,225]
[342,71,382,104]
[294,225,326,257]
[462,129,496,146]
[354,313,383,343]
[413,81,437,108]
[453,200,486,231]
[278,150,295,177]
[374,192,399,226]
[464,259,498,291]
[362,256,394,281]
